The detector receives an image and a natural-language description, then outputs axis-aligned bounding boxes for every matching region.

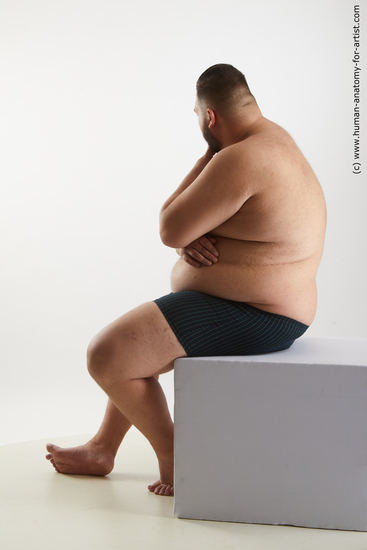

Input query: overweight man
[46,64,326,496]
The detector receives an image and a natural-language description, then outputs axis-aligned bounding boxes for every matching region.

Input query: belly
[170,238,318,325]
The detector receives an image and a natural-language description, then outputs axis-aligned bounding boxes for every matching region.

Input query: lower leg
[97,376,174,493]
[92,375,161,455]
[91,398,132,455]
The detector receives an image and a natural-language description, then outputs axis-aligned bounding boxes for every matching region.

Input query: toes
[148,481,160,492]
[45,448,61,473]
[46,444,62,472]
[156,484,173,496]
[155,485,166,496]
[50,459,60,473]
[148,481,174,496]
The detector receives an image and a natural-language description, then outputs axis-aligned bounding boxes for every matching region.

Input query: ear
[206,108,216,128]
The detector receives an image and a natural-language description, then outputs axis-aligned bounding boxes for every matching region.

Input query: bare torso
[171,120,326,325]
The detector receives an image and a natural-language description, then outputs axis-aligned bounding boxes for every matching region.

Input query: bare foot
[45,440,115,476]
[148,455,174,496]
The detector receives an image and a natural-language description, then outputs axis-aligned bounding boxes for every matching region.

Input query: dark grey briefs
[154,290,308,357]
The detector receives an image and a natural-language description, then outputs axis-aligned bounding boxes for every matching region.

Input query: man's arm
[162,148,219,268]
[160,147,215,213]
[159,145,252,249]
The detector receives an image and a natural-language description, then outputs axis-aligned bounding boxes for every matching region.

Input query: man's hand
[177,236,219,268]
[202,146,216,162]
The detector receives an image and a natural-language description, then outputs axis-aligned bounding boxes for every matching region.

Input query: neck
[219,103,264,149]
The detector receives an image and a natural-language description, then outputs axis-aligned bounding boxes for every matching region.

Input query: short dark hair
[196,64,254,112]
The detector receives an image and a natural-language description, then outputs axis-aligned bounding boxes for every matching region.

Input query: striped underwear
[154,290,308,357]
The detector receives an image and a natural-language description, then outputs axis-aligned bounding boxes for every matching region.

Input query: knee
[87,334,115,382]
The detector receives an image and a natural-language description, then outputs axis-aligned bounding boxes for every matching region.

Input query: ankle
[88,437,118,457]
[156,445,174,465]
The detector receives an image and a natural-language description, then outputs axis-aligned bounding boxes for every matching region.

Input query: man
[46,64,326,497]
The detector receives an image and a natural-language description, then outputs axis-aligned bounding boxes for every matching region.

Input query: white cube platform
[173,337,367,531]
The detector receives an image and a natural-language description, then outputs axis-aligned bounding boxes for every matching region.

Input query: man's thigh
[88,302,187,379]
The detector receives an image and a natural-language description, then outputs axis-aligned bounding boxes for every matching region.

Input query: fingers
[182,253,202,268]
[183,248,217,267]
[180,236,219,268]
[195,237,219,263]
[203,236,219,252]
[191,249,217,265]
[204,147,216,161]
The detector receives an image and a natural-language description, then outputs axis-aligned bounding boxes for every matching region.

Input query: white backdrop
[1,0,366,445]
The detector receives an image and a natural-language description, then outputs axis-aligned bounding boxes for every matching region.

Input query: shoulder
[242,125,304,176]
[222,122,294,159]
[212,127,290,177]
[205,145,257,197]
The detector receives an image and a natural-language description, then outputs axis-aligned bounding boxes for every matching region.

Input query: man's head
[195,64,256,152]
[196,64,254,114]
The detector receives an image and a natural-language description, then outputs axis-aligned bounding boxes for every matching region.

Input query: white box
[174,337,367,531]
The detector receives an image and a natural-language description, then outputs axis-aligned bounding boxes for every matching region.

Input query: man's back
[171,120,326,325]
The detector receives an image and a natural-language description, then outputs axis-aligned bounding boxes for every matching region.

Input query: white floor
[1,431,367,550]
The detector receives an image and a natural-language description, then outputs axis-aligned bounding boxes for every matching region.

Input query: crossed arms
[159,146,252,267]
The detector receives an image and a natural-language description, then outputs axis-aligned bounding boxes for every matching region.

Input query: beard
[203,126,221,153]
